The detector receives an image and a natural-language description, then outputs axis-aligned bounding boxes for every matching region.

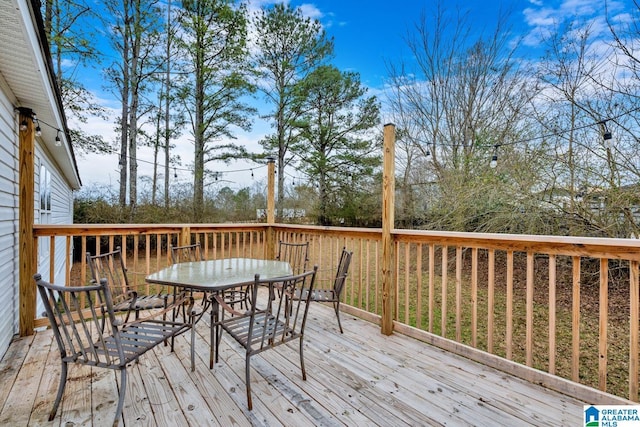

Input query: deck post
[180,226,191,247]
[19,108,35,336]
[381,123,396,335]
[266,158,276,259]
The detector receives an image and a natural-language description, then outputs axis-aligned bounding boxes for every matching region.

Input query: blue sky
[285,0,630,88]
[77,0,632,191]
[288,0,525,88]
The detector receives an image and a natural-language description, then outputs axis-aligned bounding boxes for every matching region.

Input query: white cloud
[521,0,616,47]
[298,4,324,20]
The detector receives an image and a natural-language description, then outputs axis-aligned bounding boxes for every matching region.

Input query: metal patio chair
[214,266,318,410]
[34,274,194,426]
[87,247,176,324]
[170,242,204,264]
[294,247,352,333]
[276,240,309,274]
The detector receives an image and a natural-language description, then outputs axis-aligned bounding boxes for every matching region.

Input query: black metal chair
[276,240,309,274]
[294,247,352,333]
[214,266,318,410]
[170,242,249,309]
[34,273,194,426]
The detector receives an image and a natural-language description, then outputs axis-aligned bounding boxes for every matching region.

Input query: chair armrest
[214,293,246,317]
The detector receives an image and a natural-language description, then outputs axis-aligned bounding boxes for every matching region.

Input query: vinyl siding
[0,83,19,358]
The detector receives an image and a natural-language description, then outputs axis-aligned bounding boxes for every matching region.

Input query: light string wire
[399,105,640,150]
[17,108,269,178]
[22,104,640,176]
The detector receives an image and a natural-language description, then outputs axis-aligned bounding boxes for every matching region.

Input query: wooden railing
[32,223,639,403]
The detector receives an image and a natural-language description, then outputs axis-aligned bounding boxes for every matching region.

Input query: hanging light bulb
[20,120,28,131]
[599,120,613,151]
[54,131,62,146]
[35,124,42,137]
[490,145,499,168]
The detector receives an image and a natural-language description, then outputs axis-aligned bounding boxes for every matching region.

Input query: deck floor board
[0,302,594,426]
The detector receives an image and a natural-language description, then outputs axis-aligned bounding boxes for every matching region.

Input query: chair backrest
[246,266,317,353]
[35,273,128,367]
[86,246,130,305]
[170,242,204,264]
[276,241,309,275]
[333,248,353,297]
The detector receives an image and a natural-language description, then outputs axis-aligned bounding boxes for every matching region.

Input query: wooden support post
[180,226,191,246]
[381,123,396,336]
[266,158,276,260]
[19,109,35,336]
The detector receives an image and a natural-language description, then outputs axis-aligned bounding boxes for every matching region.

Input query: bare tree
[104,0,164,211]
[386,1,539,232]
[534,17,640,237]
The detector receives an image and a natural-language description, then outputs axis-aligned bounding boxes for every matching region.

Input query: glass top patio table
[146,258,293,369]
[146,258,293,292]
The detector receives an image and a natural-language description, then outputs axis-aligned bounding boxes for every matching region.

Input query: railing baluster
[416,244,423,330]
[441,246,448,337]
[526,252,534,367]
[487,249,495,353]
[429,244,435,333]
[506,250,514,360]
[572,256,581,382]
[548,254,557,375]
[599,258,608,392]
[405,243,411,325]
[456,246,462,342]
[471,247,478,348]
[630,260,639,401]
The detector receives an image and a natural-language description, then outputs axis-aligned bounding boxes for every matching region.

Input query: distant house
[0,0,81,358]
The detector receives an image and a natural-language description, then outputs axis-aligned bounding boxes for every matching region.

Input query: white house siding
[0,80,19,358]
[35,147,74,317]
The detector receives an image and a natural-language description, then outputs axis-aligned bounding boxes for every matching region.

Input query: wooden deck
[1,303,591,426]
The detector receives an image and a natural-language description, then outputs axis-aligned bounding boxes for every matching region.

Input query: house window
[39,163,51,222]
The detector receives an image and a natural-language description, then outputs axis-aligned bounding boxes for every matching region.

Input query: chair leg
[245,353,253,410]
[113,368,127,427]
[299,337,307,381]
[48,360,68,421]
[191,319,196,372]
[334,301,344,333]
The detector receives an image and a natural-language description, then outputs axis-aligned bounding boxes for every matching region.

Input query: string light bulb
[599,120,613,150]
[55,131,61,146]
[35,124,42,137]
[19,120,27,131]
[490,145,499,169]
